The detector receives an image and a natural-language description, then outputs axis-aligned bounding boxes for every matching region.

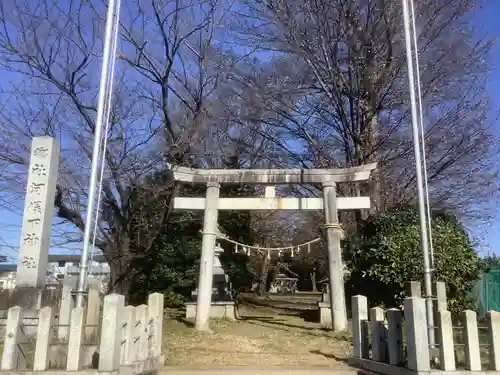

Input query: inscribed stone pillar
[195,182,220,331]
[322,182,347,332]
[16,137,60,288]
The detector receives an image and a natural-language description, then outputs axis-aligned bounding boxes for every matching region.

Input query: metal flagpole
[76,0,121,307]
[88,0,121,279]
[401,0,435,345]
[409,0,435,269]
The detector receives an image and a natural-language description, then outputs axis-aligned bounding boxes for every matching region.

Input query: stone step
[161,367,357,375]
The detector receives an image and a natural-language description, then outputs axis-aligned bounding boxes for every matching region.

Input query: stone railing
[0,293,164,375]
[348,295,500,374]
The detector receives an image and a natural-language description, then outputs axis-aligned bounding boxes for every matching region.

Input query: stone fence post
[99,294,125,373]
[370,307,386,362]
[33,307,53,371]
[136,304,149,363]
[121,305,136,366]
[387,308,403,366]
[404,297,430,372]
[436,309,455,371]
[148,293,164,360]
[463,310,481,371]
[1,306,24,370]
[67,307,86,371]
[488,310,500,371]
[351,295,369,358]
[85,286,101,339]
[407,281,421,298]
[58,279,74,340]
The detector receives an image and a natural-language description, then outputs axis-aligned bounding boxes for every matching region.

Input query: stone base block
[185,301,236,320]
[318,302,332,327]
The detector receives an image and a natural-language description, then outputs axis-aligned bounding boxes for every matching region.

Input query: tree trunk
[107,255,132,302]
[363,70,382,213]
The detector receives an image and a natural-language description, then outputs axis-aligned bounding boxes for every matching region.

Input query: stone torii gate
[172,163,377,332]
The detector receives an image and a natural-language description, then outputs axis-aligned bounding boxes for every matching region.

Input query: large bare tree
[226,0,497,221]
[0,0,236,295]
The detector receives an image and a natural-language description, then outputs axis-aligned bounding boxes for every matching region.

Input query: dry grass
[163,304,351,368]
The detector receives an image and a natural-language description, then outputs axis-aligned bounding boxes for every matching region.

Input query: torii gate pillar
[322,182,347,331]
[196,182,220,331]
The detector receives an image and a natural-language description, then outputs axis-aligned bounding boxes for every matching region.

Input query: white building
[47,254,110,280]
[0,264,16,290]
[0,254,110,290]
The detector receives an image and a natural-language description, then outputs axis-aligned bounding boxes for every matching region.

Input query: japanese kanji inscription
[16,137,60,288]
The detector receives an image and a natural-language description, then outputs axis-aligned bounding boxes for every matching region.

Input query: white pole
[76,0,121,307]
[401,0,435,345]
[88,0,122,279]
[409,0,435,269]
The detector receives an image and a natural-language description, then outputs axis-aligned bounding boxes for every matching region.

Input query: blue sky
[0,1,499,263]
[470,2,500,255]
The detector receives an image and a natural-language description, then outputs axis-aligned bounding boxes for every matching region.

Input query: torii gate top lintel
[172,163,377,184]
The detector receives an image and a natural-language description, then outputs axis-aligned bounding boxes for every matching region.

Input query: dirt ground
[163,304,351,368]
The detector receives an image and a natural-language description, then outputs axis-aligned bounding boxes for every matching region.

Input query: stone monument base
[318,301,331,327]
[185,301,236,321]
